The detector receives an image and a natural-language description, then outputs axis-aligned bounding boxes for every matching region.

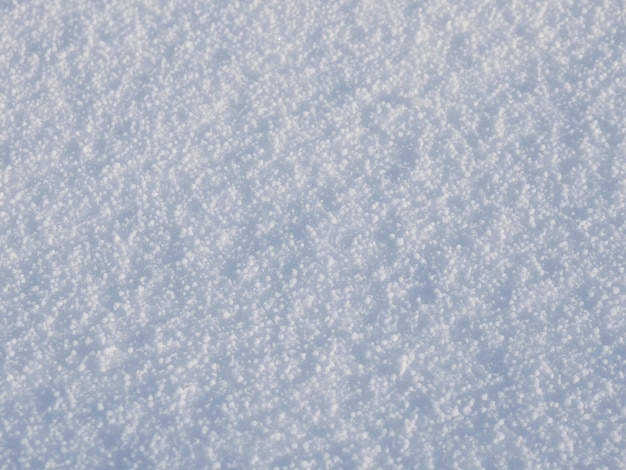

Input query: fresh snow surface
[2,1,626,468]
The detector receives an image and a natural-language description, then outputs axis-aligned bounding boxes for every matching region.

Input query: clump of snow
[2,0,625,467]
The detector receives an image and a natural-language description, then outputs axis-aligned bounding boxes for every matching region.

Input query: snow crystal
[2,0,625,468]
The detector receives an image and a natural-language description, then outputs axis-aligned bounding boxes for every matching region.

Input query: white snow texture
[2,0,626,468]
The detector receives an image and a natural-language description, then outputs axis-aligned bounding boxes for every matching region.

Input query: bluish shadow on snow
[0,140,12,168]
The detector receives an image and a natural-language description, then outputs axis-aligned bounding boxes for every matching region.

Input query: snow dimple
[2,0,626,468]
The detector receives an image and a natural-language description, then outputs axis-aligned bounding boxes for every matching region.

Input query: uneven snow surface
[2,1,626,468]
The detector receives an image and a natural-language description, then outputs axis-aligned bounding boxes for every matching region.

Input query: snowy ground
[2,0,626,468]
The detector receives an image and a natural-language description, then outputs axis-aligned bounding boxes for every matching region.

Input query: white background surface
[2,1,625,467]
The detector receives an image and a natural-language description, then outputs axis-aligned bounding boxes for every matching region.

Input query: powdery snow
[1,0,626,468]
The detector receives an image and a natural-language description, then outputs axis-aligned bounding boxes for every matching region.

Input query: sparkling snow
[2,1,625,468]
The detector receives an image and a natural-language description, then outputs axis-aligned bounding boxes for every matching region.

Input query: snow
[1,0,625,467]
